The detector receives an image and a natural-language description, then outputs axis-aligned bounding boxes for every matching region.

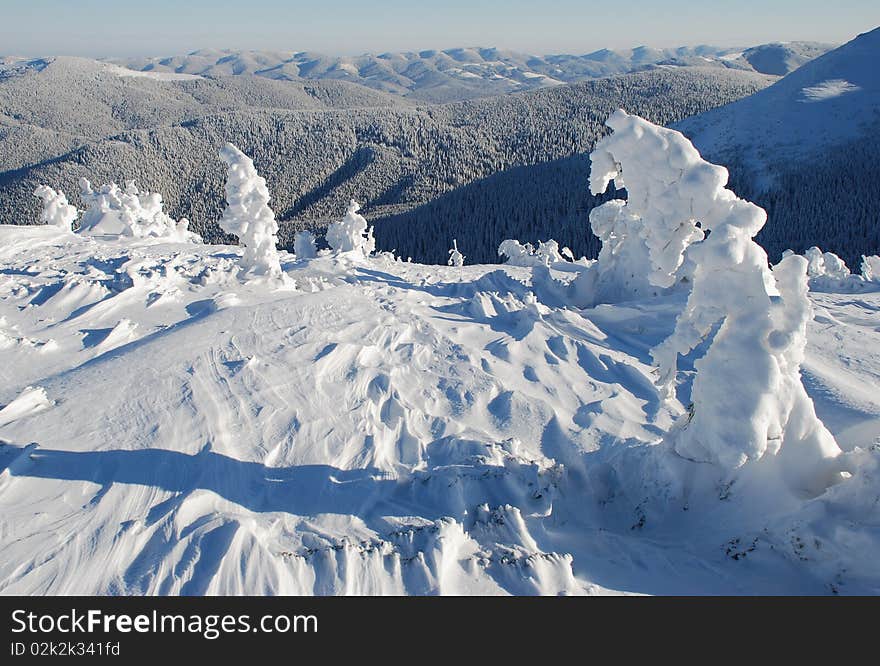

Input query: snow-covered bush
[326,200,375,255]
[781,247,878,293]
[78,179,199,242]
[860,255,880,282]
[294,230,317,260]
[33,185,77,231]
[605,109,845,488]
[804,246,851,280]
[498,239,568,267]
[448,239,465,266]
[218,143,282,278]
[588,109,708,301]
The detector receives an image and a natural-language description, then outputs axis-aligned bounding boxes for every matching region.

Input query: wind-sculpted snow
[588,110,715,296]
[326,200,375,255]
[33,185,76,232]
[1,222,880,594]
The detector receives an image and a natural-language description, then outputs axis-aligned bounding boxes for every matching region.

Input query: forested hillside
[0,60,772,257]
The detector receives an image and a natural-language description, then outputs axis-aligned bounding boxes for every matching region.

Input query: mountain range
[112,41,833,102]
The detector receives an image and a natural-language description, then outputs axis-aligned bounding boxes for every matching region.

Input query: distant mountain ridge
[108,41,833,103]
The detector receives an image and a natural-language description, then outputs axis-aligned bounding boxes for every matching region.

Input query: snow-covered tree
[862,255,880,282]
[326,200,375,255]
[218,143,282,278]
[595,110,846,489]
[588,109,710,300]
[33,185,77,231]
[78,178,199,242]
[585,199,662,302]
[448,239,465,266]
[294,230,317,259]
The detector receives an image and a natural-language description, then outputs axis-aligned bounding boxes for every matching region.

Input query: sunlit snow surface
[1,226,879,595]
[801,79,861,101]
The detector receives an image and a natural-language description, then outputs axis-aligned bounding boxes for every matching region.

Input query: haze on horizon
[2,0,876,58]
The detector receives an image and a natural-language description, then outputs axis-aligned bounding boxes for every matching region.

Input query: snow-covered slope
[677,27,880,181]
[736,41,836,76]
[1,224,879,595]
[675,27,880,268]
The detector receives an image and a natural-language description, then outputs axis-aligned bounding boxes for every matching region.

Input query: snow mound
[0,386,53,427]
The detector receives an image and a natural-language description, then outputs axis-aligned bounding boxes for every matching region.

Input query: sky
[1,0,877,57]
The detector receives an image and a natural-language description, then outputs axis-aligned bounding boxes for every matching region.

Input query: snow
[294,230,317,260]
[1,219,879,594]
[588,109,707,296]
[786,247,880,292]
[498,239,570,267]
[447,239,465,267]
[102,62,202,81]
[588,111,842,489]
[862,255,880,282]
[677,27,880,181]
[0,386,53,427]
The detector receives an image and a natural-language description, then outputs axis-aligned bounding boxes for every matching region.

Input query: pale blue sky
[2,0,877,57]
